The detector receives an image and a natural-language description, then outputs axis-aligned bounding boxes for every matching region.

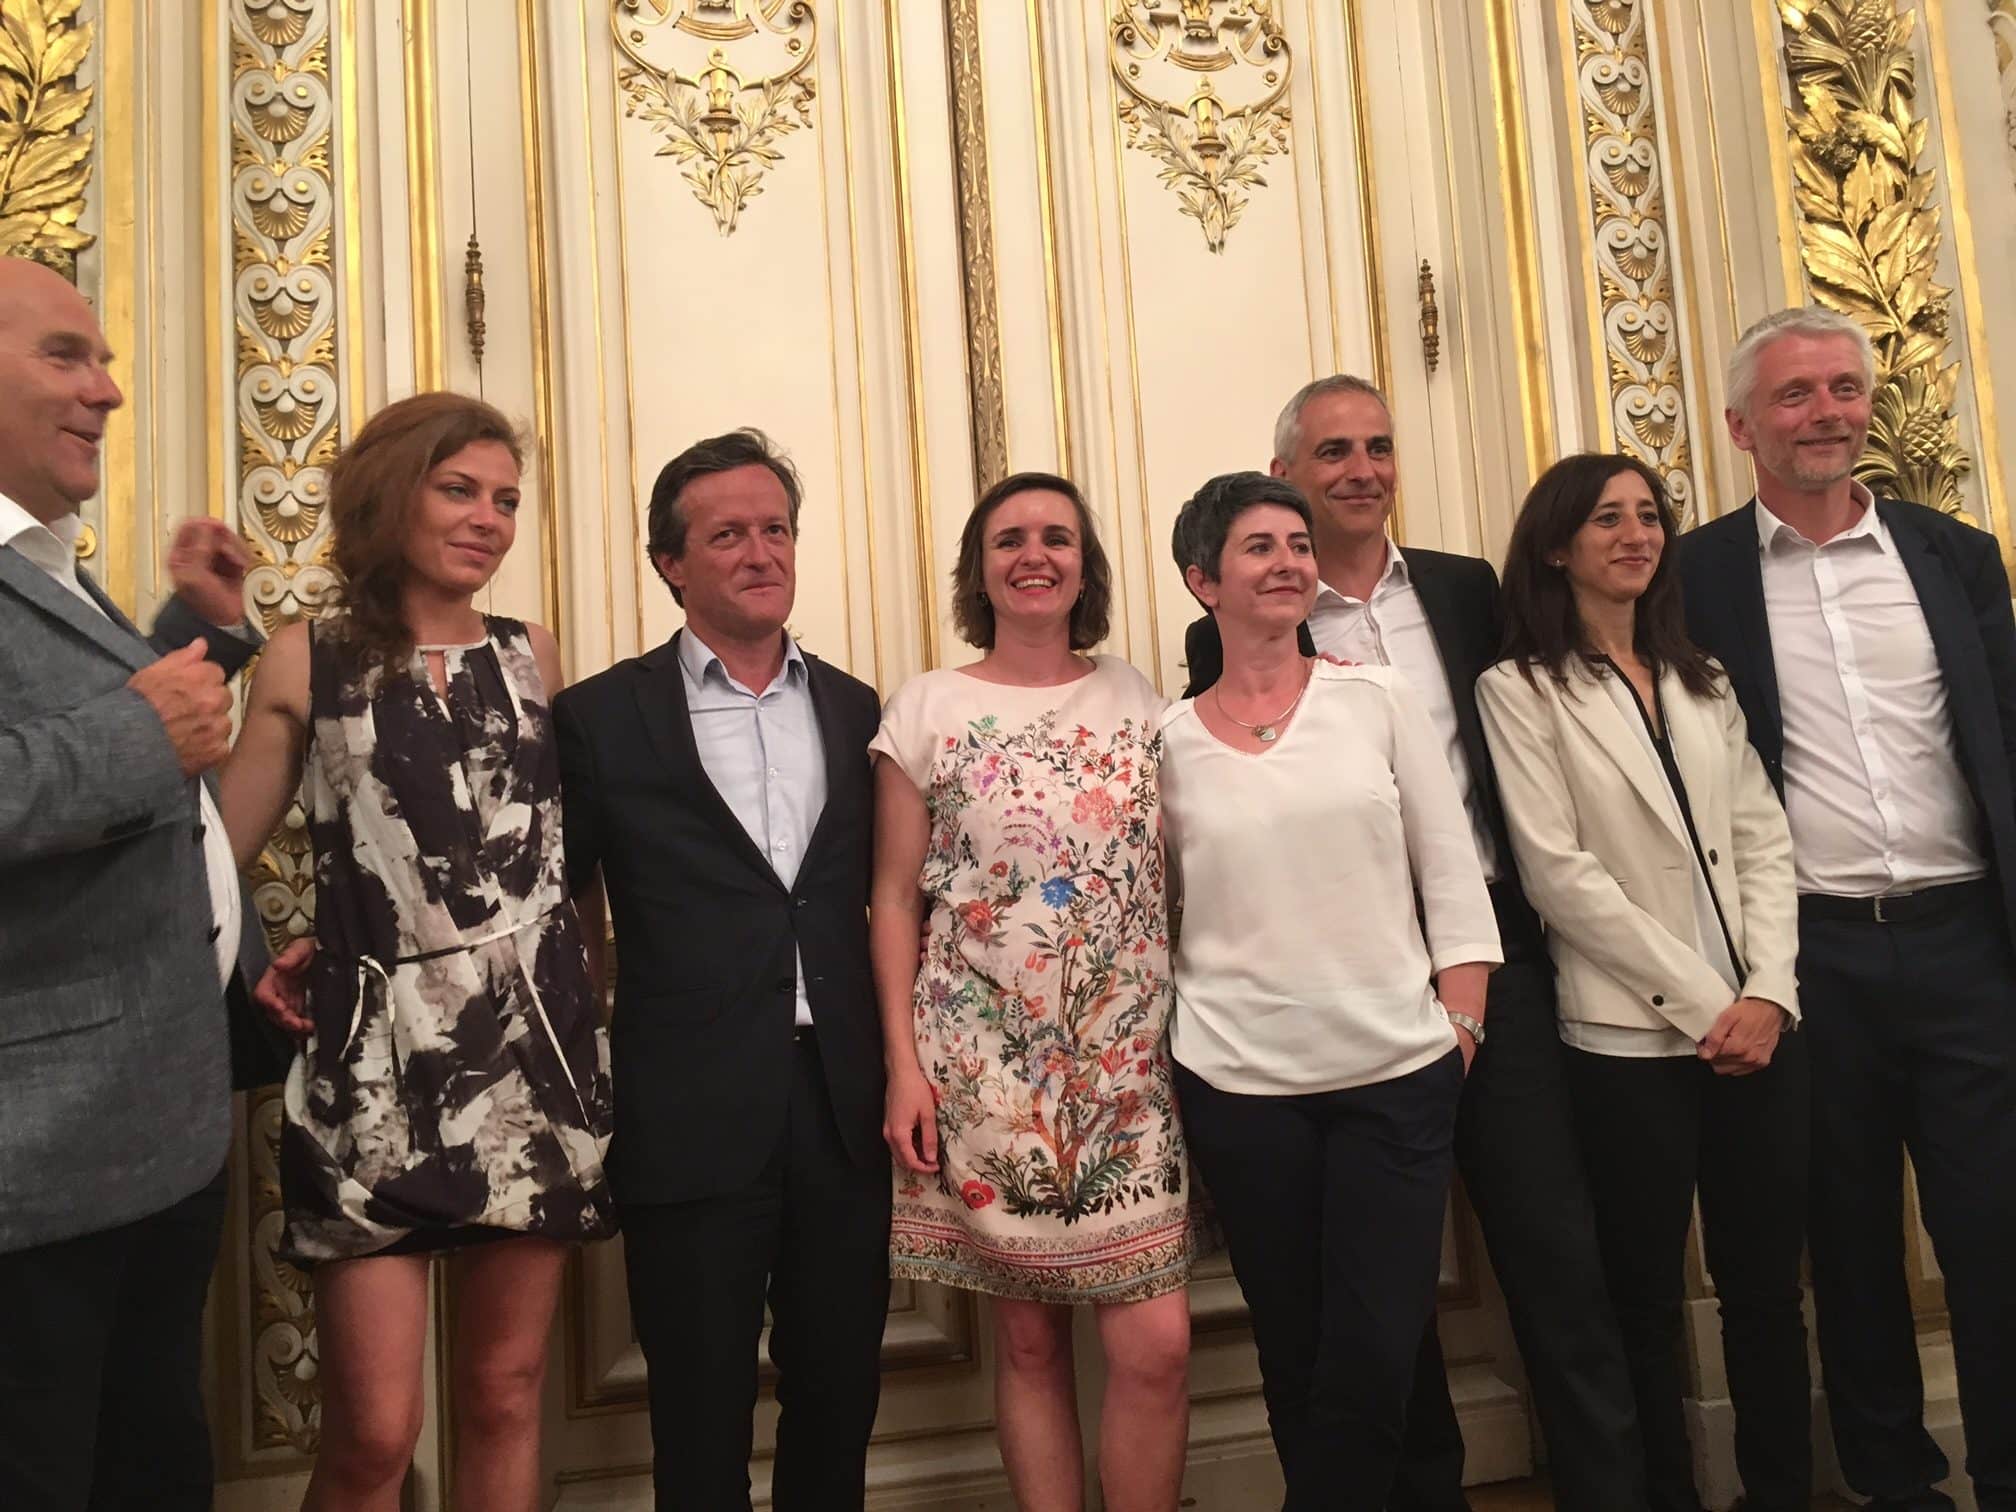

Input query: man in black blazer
[554,429,891,1511]
[1184,377,1647,1512]
[1679,309,2016,1512]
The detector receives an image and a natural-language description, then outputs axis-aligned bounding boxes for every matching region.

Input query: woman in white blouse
[1475,453,1809,1512]
[1159,471,1500,1510]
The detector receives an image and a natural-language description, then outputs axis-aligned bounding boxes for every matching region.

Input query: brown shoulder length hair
[1498,451,1719,697]
[326,391,525,672]
[949,471,1113,651]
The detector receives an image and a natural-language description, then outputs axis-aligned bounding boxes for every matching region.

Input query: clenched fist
[128,640,232,776]
[167,518,251,629]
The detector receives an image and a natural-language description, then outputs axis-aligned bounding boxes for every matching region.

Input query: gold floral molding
[0,0,95,275]
[1564,0,1698,521]
[612,0,817,236]
[945,0,1005,492]
[1780,0,1972,515]
[1110,0,1292,253]
[229,0,345,1462]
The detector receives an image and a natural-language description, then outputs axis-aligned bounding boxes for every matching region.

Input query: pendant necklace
[1215,661,1313,743]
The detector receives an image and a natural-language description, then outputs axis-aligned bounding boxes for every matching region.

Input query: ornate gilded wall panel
[1562,0,1699,521]
[0,0,95,274]
[1108,0,1292,252]
[227,0,343,1463]
[1779,0,1973,515]
[611,0,818,235]
[944,0,1005,492]
[1990,0,2016,178]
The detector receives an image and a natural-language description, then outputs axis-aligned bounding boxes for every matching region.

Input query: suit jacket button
[776,978,794,994]
[792,896,806,909]
[1651,994,1665,1007]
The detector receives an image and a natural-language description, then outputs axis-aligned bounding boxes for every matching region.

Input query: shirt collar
[678,624,807,692]
[0,492,81,552]
[1314,538,1406,608]
[1754,478,1886,554]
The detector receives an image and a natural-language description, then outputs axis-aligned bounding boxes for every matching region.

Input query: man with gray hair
[1679,306,2016,1512]
[1185,376,1649,1512]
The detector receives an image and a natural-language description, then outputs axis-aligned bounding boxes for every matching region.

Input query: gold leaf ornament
[1781,0,1973,519]
[0,0,96,274]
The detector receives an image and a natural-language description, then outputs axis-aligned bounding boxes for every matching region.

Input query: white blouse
[1160,662,1502,1095]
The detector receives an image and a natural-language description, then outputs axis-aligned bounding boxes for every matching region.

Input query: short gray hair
[1272,374,1390,463]
[1725,307,1874,417]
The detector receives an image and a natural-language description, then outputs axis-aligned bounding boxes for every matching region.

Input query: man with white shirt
[1679,306,2016,1512]
[1183,376,1648,1512]
[553,430,891,1510]
[0,256,280,1508]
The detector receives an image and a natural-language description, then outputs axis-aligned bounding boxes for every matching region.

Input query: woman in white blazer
[1476,453,1810,1512]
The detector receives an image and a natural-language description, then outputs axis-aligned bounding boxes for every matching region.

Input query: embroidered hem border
[890,1202,1195,1305]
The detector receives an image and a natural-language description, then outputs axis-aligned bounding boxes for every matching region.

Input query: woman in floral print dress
[870,472,1192,1510]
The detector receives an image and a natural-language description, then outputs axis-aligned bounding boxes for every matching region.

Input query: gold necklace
[1214,661,1312,743]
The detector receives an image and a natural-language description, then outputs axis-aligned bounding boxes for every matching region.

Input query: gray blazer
[0,548,265,1252]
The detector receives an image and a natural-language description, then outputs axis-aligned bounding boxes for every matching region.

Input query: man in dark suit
[1678,308,2016,1512]
[554,429,891,1511]
[1184,376,1647,1512]
[0,256,286,1509]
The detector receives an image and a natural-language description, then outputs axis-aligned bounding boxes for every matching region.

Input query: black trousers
[1177,1049,1464,1512]
[1390,927,1650,1512]
[1564,1035,1812,1512]
[621,1034,893,1511]
[1798,887,2016,1512]
[0,1163,228,1511]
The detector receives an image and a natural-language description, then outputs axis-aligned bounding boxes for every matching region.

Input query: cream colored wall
[37,0,2015,1507]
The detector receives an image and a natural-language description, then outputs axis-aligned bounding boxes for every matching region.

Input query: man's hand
[167,518,251,629]
[127,641,231,776]
[254,937,316,1038]
[1697,996,1785,1076]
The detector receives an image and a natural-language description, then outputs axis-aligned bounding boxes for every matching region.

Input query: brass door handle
[1418,259,1441,374]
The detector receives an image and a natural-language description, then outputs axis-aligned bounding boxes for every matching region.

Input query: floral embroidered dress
[869,656,1191,1303]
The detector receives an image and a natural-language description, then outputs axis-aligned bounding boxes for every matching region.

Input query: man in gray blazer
[0,256,277,1510]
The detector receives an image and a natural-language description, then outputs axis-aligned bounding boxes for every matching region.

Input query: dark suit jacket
[1677,498,2016,947]
[552,632,886,1206]
[1180,546,1517,875]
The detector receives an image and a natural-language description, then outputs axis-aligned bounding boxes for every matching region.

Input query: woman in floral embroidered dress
[869,472,1192,1510]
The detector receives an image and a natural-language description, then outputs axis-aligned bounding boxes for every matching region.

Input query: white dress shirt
[1757,485,1987,895]
[1161,663,1502,1095]
[1306,541,1501,882]
[678,628,827,1026]
[0,492,241,989]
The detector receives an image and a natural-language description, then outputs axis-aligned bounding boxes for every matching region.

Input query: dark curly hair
[326,392,524,673]
[949,471,1113,651]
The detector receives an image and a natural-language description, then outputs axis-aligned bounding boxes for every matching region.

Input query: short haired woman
[1159,471,1499,1509]
[1476,452,1809,1512]
[870,472,1194,1510]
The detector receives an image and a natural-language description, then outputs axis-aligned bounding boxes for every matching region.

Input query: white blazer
[1476,657,1798,1041]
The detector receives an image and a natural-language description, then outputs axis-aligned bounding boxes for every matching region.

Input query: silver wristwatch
[1446,1012,1486,1047]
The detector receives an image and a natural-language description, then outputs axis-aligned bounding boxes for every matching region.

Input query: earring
[978,590,989,604]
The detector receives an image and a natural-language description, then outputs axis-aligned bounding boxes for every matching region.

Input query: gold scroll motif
[1109,0,1292,253]
[1566,0,1698,522]
[944,0,1006,492]
[230,0,345,1460]
[612,0,817,236]
[1780,0,1972,516]
[0,0,94,275]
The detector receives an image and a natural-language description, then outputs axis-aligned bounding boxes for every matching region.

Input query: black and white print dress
[278,615,615,1264]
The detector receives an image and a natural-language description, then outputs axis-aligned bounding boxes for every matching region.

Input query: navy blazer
[1676,497,2016,948]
